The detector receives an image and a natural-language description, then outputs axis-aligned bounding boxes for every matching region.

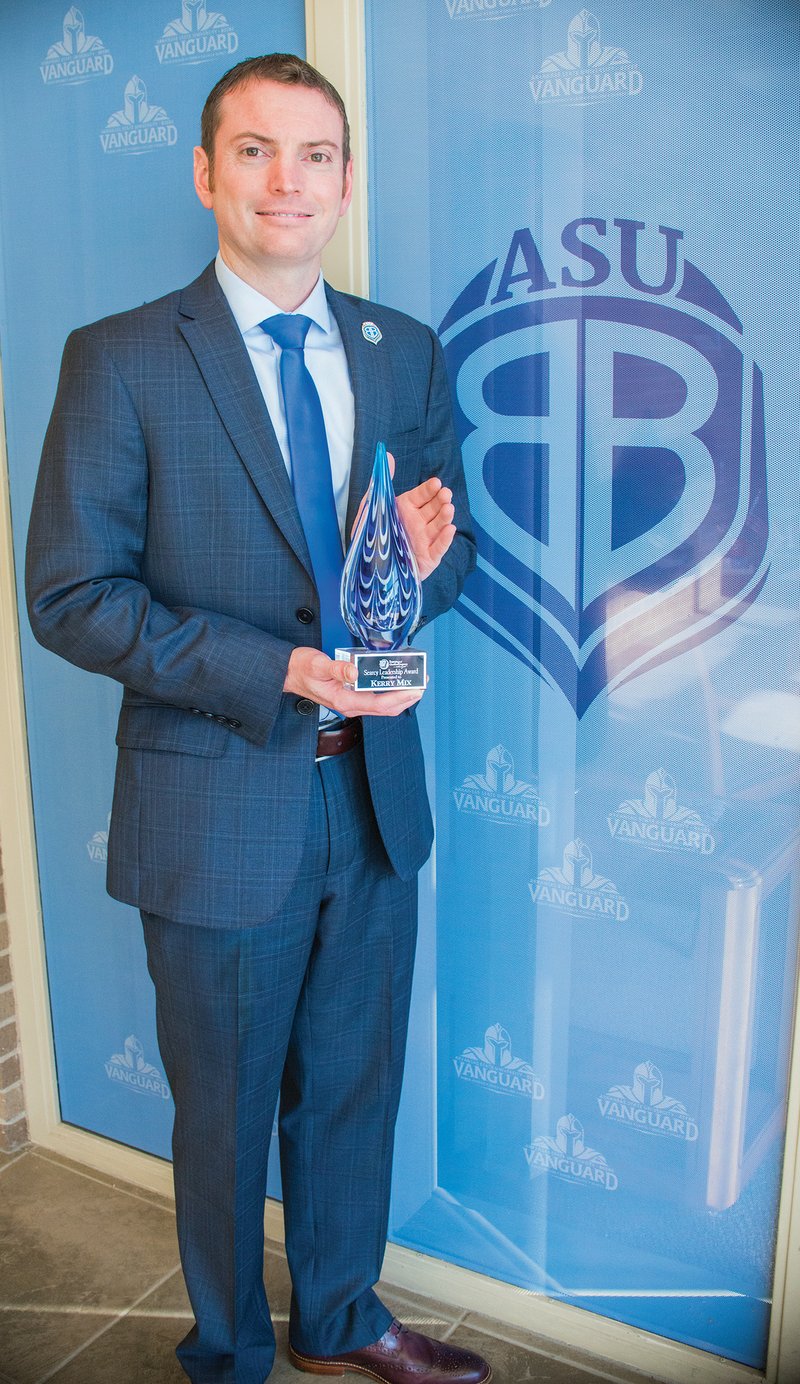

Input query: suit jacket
[26,263,476,926]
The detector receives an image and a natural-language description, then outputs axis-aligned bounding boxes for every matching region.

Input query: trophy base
[335,647,427,692]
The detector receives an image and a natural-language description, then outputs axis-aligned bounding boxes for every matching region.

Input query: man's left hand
[397,473,456,581]
[352,453,456,581]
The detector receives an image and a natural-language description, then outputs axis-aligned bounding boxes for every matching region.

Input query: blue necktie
[261,314,350,657]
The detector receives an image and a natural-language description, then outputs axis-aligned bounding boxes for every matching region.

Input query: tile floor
[0,1143,661,1384]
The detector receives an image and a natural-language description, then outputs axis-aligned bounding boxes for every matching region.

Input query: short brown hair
[201,53,351,175]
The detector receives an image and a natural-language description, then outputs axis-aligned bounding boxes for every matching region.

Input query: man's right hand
[283,647,425,717]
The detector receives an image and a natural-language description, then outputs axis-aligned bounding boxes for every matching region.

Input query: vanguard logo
[608,769,716,854]
[452,743,549,825]
[86,814,110,863]
[444,0,550,19]
[598,1060,698,1141]
[529,838,629,920]
[440,218,769,715]
[100,77,178,154]
[156,0,239,65]
[525,1113,618,1189]
[453,1023,545,1098]
[530,9,642,105]
[41,6,113,85]
[105,1034,170,1099]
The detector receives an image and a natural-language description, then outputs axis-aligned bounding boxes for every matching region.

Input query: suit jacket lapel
[327,285,395,540]
[178,264,313,578]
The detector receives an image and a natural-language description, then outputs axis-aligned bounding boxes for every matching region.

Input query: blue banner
[368,0,799,1367]
[0,0,305,1170]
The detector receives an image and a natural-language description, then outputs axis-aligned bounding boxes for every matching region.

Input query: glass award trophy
[336,441,426,692]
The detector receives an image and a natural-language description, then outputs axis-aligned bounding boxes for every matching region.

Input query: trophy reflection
[336,441,426,692]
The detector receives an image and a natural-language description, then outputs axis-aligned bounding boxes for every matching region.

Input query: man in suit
[27,53,487,1384]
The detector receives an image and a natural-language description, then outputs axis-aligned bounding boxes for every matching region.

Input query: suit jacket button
[228,718,242,729]
[296,698,316,716]
[203,710,214,718]
[296,607,314,624]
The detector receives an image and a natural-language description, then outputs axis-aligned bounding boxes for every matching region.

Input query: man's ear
[193,145,214,208]
[339,157,354,217]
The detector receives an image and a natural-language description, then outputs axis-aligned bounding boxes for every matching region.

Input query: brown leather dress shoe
[288,1318,492,1382]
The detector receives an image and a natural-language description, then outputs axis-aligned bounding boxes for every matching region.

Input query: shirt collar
[215,253,332,337]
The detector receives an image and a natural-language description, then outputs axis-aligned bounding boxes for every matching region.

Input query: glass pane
[368,0,799,1367]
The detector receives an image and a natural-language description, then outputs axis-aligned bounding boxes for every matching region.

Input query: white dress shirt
[215,254,355,544]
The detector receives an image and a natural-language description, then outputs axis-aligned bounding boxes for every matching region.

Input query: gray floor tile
[134,1269,193,1320]
[263,1245,293,1317]
[0,1153,180,1316]
[44,1310,188,1383]
[0,1307,117,1384]
[44,1313,309,1384]
[375,1281,463,1331]
[32,1149,175,1212]
[444,1321,585,1383]
[447,1318,657,1384]
[460,1313,658,1384]
[0,1149,29,1175]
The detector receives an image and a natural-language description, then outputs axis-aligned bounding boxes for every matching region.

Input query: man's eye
[242,146,263,158]
[308,151,330,163]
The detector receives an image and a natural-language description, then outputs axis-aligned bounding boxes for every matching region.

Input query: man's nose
[267,153,303,194]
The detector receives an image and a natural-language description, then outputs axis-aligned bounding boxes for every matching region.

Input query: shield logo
[441,265,768,715]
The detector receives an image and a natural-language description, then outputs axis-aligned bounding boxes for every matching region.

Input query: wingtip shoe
[288,1318,492,1383]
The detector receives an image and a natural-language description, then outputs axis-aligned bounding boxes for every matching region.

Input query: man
[27,53,487,1384]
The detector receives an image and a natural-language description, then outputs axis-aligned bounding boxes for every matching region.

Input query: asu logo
[104,1034,170,1100]
[525,1113,618,1190]
[100,77,178,154]
[598,1060,698,1142]
[608,768,716,854]
[529,838,629,921]
[440,218,769,715]
[452,743,549,825]
[40,7,113,85]
[453,1022,545,1098]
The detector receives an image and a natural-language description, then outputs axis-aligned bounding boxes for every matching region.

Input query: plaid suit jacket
[26,263,476,925]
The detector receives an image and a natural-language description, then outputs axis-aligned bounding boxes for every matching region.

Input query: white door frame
[1,1,796,1379]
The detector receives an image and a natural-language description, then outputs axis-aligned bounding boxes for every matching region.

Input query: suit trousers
[141,740,418,1384]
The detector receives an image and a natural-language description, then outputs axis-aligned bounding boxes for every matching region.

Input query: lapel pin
[361,321,382,344]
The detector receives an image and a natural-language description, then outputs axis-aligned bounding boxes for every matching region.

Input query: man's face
[194,78,353,289]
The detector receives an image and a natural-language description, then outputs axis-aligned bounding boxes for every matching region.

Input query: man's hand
[283,647,424,717]
[396,473,456,581]
[352,453,456,582]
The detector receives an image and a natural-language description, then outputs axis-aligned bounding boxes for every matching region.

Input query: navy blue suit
[26,263,475,1382]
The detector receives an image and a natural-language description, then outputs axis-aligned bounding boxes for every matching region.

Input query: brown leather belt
[315,717,362,760]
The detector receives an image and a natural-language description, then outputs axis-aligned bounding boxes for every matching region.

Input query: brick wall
[0,847,29,1151]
